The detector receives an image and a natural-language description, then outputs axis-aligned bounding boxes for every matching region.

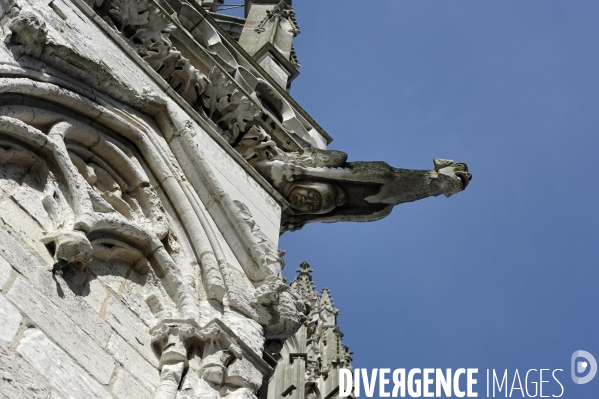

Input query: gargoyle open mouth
[456,171,472,190]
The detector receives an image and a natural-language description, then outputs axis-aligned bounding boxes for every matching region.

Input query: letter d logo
[571,350,597,384]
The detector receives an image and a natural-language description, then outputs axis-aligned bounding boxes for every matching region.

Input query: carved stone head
[235,125,279,162]
[282,182,346,215]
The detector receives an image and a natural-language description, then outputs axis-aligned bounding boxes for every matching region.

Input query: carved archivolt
[0,100,200,318]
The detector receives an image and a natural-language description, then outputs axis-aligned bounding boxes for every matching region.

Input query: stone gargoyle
[235,126,472,232]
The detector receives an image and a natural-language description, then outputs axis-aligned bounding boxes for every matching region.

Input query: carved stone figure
[276,158,471,232]
[281,181,347,215]
[235,130,471,230]
[42,230,94,274]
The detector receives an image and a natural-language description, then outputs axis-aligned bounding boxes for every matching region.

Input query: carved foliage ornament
[93,0,260,144]
[96,0,209,105]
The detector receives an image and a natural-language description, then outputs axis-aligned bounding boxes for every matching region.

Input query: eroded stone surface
[12,260,113,348]
[105,295,158,367]
[81,276,108,314]
[0,341,52,399]
[120,270,160,327]
[0,295,21,344]
[17,329,112,399]
[107,333,160,391]
[88,258,130,294]
[112,369,153,399]
[0,225,41,278]
[7,277,115,384]
[0,255,11,290]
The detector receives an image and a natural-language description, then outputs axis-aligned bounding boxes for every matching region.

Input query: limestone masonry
[0,0,471,398]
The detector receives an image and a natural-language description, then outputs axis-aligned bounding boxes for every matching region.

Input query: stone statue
[280,181,347,215]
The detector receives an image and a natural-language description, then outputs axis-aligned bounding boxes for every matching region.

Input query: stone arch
[0,87,200,321]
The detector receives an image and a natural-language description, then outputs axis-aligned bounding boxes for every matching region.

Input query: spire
[297,260,313,278]
[290,261,318,303]
[319,287,339,322]
[239,0,300,89]
[320,288,334,309]
[271,261,353,398]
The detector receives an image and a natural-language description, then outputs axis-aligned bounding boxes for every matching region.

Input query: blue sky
[229,1,599,397]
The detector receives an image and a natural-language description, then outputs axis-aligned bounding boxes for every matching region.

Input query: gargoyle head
[41,230,93,274]
[252,276,308,341]
[433,158,472,198]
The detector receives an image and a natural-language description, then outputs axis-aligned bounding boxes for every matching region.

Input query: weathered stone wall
[0,216,158,398]
[0,88,288,397]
